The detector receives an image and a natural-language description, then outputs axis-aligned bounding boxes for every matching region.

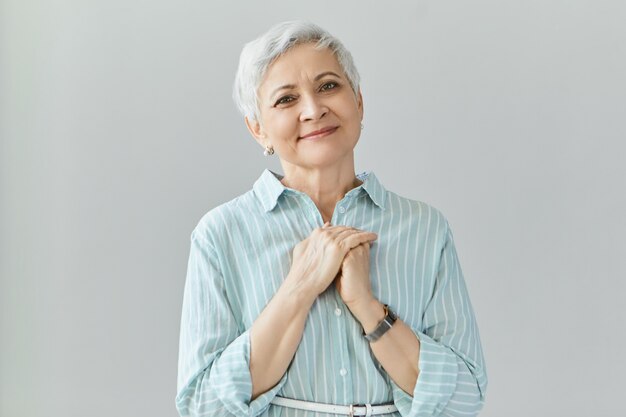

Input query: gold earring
[263,145,274,156]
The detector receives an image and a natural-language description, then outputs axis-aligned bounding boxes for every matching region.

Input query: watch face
[364,305,399,342]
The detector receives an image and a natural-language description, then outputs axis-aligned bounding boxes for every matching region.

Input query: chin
[302,148,354,165]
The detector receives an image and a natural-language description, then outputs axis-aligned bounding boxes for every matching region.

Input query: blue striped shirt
[176,168,488,417]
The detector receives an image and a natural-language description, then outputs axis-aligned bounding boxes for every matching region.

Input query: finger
[321,225,377,243]
[339,230,378,251]
[356,241,371,251]
[333,226,366,239]
[349,230,378,245]
[319,223,348,235]
[318,221,331,232]
[327,225,362,240]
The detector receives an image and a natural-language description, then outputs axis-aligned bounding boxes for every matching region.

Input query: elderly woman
[176,20,487,417]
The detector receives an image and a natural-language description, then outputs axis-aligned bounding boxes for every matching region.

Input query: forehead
[259,43,343,94]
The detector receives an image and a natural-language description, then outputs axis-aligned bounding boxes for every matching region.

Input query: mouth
[299,126,339,140]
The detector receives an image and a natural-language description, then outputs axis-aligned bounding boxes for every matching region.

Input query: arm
[349,301,421,398]
[353,221,488,417]
[249,273,316,400]
[176,230,311,417]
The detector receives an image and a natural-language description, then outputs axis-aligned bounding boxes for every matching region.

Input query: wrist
[282,273,318,307]
[349,298,386,334]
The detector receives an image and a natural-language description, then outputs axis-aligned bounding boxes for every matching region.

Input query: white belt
[270,396,398,416]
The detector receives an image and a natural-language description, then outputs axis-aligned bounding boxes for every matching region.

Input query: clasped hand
[289,221,378,311]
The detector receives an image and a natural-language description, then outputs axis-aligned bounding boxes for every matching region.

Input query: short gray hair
[232,20,361,123]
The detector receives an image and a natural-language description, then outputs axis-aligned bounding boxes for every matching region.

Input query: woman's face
[246,42,363,169]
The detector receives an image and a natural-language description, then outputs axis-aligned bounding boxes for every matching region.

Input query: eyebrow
[269,71,342,100]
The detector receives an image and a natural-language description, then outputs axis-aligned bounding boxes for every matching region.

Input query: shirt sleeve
[175,229,288,417]
[389,220,488,417]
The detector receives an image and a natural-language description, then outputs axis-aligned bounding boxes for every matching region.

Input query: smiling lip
[299,126,339,140]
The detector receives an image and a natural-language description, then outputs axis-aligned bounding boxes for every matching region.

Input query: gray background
[1,1,625,416]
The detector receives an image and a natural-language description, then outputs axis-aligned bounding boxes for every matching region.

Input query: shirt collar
[253,168,387,213]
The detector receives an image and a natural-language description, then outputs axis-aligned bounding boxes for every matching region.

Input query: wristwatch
[363,304,397,342]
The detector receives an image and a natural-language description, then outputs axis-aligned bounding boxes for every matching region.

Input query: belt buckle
[349,402,377,417]
[350,403,375,417]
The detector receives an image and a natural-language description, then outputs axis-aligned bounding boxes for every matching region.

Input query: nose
[299,93,328,122]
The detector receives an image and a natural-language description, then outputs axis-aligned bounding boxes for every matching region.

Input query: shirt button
[339,368,347,377]
[334,308,342,316]
[338,206,346,214]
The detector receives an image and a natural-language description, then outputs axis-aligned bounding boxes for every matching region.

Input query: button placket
[331,292,353,400]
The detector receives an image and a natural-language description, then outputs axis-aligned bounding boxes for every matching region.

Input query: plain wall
[1,1,625,416]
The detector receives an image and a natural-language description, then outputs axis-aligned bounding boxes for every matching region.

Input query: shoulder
[383,188,451,238]
[189,189,258,246]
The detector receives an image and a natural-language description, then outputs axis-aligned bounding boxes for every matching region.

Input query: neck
[279,160,363,218]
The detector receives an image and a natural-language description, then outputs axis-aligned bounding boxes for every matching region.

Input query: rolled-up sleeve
[390,221,488,417]
[175,229,288,417]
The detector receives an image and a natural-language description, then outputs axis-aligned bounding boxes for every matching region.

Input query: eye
[275,95,295,106]
[320,81,339,91]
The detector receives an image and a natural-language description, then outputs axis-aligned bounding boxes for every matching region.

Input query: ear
[244,115,266,146]
[356,88,364,121]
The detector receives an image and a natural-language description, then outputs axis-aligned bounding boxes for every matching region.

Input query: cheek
[267,113,296,137]
[337,97,360,121]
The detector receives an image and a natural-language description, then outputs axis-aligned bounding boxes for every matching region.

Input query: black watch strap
[364,304,397,342]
